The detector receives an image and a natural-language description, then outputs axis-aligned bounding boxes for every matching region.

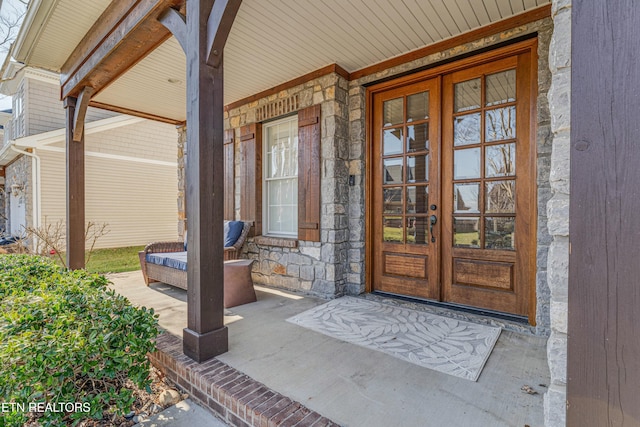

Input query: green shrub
[0,255,159,426]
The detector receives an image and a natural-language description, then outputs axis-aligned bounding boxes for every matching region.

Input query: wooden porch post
[64,97,85,270]
[181,0,238,362]
[568,0,640,424]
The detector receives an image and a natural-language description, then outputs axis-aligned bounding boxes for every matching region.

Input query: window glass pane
[407,123,429,152]
[454,183,480,213]
[383,217,403,243]
[485,180,515,214]
[454,113,481,146]
[383,187,403,214]
[454,78,481,112]
[264,116,298,236]
[454,148,481,179]
[407,155,428,182]
[485,217,515,250]
[485,106,516,142]
[486,143,516,177]
[384,98,403,126]
[383,128,403,155]
[267,178,298,235]
[407,217,429,245]
[266,121,298,178]
[407,91,429,122]
[486,69,516,107]
[407,186,428,214]
[453,217,480,248]
[383,158,403,184]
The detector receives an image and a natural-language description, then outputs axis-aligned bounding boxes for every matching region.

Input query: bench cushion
[224,221,244,247]
[146,251,188,271]
[183,221,245,250]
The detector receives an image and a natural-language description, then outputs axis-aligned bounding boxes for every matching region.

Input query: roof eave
[12,0,59,71]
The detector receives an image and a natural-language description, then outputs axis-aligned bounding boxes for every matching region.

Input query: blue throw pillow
[224,221,244,247]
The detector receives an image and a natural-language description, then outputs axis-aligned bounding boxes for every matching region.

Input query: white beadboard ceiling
[16,0,549,122]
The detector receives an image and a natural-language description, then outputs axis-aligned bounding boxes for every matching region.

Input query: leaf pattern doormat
[287,296,501,381]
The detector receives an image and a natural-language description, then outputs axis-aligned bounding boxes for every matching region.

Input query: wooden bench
[138,221,256,307]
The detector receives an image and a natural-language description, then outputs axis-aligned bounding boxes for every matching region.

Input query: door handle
[429,215,437,243]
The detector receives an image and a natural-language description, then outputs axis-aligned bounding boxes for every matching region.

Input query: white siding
[26,78,117,136]
[38,121,178,249]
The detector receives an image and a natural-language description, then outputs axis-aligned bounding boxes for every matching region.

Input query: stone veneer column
[544,0,571,425]
[176,125,187,239]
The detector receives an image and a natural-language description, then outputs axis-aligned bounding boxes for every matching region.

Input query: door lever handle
[429,215,437,243]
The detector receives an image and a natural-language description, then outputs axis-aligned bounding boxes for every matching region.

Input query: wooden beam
[64,97,85,270]
[158,7,187,53]
[60,0,183,100]
[72,86,94,142]
[88,100,183,125]
[206,0,241,68]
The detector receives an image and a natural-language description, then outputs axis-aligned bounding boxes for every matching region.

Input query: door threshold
[370,291,535,334]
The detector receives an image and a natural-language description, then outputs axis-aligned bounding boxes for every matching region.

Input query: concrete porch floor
[110,271,549,427]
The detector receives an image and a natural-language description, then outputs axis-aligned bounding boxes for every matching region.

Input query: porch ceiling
[13,0,549,123]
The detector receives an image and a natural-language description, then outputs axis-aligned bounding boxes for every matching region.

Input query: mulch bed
[24,367,185,427]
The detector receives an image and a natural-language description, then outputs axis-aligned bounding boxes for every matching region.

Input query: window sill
[253,235,298,248]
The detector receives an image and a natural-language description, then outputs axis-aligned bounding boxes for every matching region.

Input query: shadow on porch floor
[109,271,549,427]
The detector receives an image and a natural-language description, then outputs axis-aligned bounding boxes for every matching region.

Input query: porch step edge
[150,331,341,427]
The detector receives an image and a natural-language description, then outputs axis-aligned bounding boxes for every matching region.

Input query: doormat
[287,296,501,381]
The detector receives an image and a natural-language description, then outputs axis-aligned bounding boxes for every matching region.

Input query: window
[263,116,298,237]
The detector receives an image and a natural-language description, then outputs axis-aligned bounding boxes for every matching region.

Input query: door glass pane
[486,69,516,106]
[485,106,516,141]
[383,216,403,242]
[454,113,481,146]
[384,98,403,126]
[407,217,429,245]
[407,123,429,152]
[383,187,403,214]
[454,183,480,213]
[407,155,428,182]
[383,128,403,155]
[485,217,515,250]
[383,158,403,184]
[453,217,480,248]
[407,186,428,214]
[454,78,481,112]
[486,143,516,177]
[485,180,515,213]
[454,148,481,179]
[407,91,429,122]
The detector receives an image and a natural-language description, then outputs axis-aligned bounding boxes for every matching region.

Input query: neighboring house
[6,1,638,426]
[0,64,179,249]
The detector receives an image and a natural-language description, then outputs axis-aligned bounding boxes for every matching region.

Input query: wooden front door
[372,78,441,300]
[371,45,535,320]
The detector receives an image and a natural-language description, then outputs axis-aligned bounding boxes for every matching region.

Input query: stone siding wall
[226,73,351,298]
[544,0,571,425]
[177,125,187,239]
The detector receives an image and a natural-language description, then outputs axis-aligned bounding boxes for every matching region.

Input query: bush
[0,255,159,426]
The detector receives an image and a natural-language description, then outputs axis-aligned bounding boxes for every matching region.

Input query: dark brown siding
[239,124,262,235]
[224,129,235,221]
[297,105,321,242]
[568,1,640,425]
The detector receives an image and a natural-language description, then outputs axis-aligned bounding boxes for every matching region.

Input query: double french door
[371,44,535,320]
